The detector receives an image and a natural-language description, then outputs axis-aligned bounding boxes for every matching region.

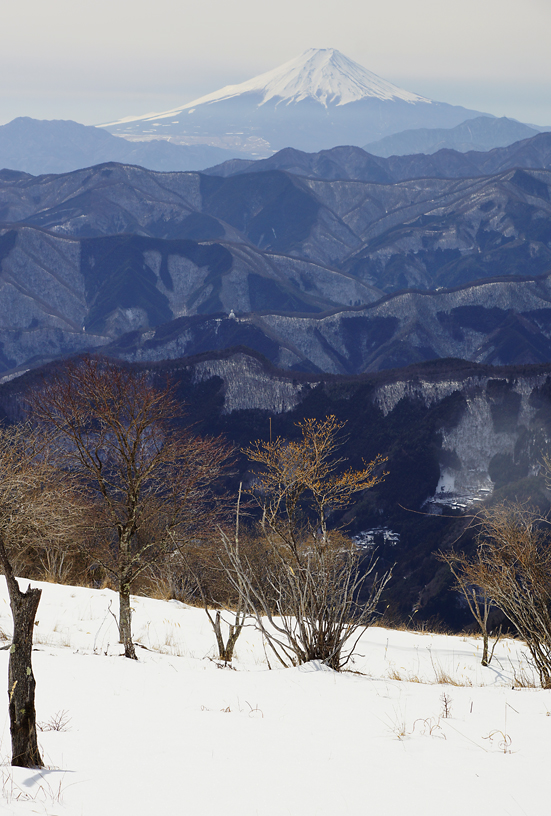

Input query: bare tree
[194,578,248,664]
[183,544,248,664]
[437,550,501,667]
[0,424,78,766]
[460,503,551,687]
[181,487,259,664]
[222,417,391,670]
[32,356,232,660]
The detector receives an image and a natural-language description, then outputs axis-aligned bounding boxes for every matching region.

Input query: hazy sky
[2,0,550,127]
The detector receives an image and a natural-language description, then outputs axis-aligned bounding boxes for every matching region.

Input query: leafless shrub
[221,417,391,671]
[511,664,538,688]
[181,493,267,663]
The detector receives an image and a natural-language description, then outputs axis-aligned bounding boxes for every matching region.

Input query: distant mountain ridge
[364,116,545,157]
[4,157,551,289]
[2,114,545,181]
[101,48,487,153]
[205,131,551,181]
[0,117,241,175]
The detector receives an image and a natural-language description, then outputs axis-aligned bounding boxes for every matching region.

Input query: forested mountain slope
[3,350,551,627]
[1,157,551,375]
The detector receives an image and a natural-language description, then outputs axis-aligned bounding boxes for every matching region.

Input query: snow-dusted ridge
[101,48,429,127]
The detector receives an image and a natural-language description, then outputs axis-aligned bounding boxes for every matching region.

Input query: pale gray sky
[1,0,550,126]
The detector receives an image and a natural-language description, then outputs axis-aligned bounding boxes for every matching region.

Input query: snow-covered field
[0,579,548,816]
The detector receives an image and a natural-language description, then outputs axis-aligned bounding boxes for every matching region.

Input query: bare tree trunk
[438,554,498,668]
[118,530,137,660]
[481,631,489,667]
[212,610,243,663]
[119,580,136,660]
[0,539,43,767]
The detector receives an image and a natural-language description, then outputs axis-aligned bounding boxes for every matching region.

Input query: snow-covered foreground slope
[0,580,548,815]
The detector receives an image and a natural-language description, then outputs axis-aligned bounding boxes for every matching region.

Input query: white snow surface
[103,48,429,127]
[0,577,548,815]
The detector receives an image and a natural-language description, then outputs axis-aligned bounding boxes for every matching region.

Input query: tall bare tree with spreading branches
[32,356,232,660]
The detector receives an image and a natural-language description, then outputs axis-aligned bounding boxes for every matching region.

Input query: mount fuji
[101,48,488,155]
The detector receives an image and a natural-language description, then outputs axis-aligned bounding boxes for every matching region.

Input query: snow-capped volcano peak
[100,49,483,155]
[181,48,429,110]
[101,49,430,129]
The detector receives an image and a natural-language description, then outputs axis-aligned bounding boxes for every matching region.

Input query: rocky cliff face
[5,349,549,510]
[153,352,551,510]
[371,370,548,502]
[190,352,308,414]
